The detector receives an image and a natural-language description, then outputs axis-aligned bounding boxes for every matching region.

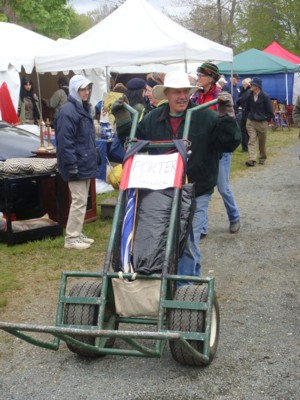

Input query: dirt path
[0,141,300,400]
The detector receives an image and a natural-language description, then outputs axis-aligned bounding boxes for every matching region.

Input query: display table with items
[0,169,63,246]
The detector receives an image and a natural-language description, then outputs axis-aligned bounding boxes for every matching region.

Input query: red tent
[0,82,20,124]
[263,41,300,64]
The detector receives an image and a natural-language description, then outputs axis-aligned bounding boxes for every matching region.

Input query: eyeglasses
[79,87,91,92]
[197,73,209,78]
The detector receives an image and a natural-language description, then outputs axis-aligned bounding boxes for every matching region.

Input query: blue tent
[217,48,300,104]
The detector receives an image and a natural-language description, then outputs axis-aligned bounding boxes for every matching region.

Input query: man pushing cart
[0,71,241,366]
[113,70,241,286]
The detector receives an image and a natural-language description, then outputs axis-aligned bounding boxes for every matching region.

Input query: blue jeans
[201,153,239,235]
[177,193,211,286]
[217,153,240,222]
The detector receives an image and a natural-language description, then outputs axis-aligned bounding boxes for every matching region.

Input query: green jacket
[49,88,68,117]
[18,93,41,124]
[118,101,241,197]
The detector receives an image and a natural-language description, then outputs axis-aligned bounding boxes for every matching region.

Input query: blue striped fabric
[121,188,137,272]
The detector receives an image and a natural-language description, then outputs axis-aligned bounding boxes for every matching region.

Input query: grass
[0,128,299,311]
[0,189,119,310]
[230,127,299,178]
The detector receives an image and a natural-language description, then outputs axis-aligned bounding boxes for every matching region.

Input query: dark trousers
[236,109,249,152]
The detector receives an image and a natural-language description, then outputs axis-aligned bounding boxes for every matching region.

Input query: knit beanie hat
[126,78,146,90]
[197,62,220,82]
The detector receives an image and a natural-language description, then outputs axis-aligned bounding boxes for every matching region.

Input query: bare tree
[171,0,239,48]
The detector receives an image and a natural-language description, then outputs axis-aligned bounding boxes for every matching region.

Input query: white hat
[218,77,227,84]
[188,71,198,80]
[152,71,199,100]
[79,79,93,89]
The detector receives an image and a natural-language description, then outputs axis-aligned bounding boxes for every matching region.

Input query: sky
[69,0,177,15]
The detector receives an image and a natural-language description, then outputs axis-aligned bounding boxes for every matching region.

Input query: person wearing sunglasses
[191,63,241,236]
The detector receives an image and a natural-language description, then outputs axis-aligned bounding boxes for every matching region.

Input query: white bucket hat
[218,77,227,84]
[152,71,199,100]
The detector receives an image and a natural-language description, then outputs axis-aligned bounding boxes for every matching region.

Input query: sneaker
[245,160,255,167]
[259,159,265,165]
[229,219,240,233]
[79,234,95,244]
[64,239,91,250]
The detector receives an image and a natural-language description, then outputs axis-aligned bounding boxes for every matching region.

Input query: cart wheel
[63,280,117,358]
[168,284,219,366]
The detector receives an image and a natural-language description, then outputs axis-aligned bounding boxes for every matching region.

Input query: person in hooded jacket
[54,75,99,250]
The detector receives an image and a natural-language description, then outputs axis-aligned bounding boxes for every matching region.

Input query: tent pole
[230,62,233,95]
[285,73,288,104]
[105,66,110,92]
[35,69,43,121]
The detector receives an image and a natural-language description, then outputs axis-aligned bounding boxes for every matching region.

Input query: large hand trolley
[0,101,220,366]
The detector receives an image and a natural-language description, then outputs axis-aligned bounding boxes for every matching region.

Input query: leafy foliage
[0,0,76,38]
[69,13,94,39]
[0,0,126,39]
[236,0,300,53]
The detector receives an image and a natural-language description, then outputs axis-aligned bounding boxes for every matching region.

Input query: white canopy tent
[0,22,56,74]
[35,0,232,106]
[35,0,232,73]
[0,22,56,117]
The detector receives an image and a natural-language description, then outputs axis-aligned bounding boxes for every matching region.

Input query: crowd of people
[17,68,299,289]
[54,75,99,250]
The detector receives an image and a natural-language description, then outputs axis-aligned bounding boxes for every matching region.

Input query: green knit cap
[197,62,220,82]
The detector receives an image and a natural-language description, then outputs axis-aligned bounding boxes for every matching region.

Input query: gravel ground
[1,141,300,400]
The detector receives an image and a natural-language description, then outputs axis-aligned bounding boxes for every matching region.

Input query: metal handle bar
[183,99,218,140]
[123,98,218,140]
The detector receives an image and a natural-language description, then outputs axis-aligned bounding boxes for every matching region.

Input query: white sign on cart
[128,153,179,190]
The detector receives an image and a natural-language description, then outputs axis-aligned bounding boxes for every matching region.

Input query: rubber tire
[168,285,220,366]
[63,280,117,358]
